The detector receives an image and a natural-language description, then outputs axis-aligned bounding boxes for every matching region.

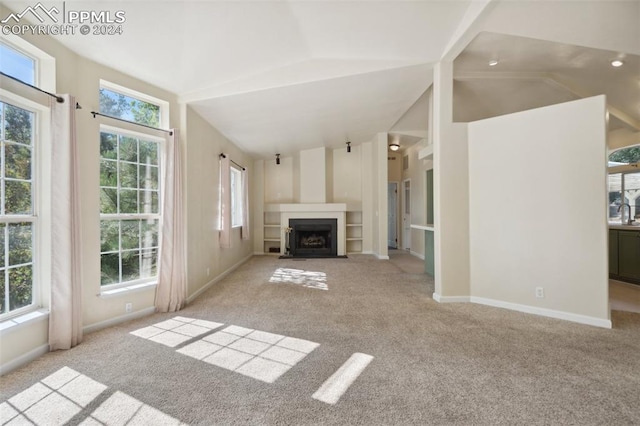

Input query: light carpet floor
[2,254,640,425]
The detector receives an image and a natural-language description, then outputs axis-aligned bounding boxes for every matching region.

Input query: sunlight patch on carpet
[177,326,320,383]
[130,316,224,347]
[0,367,187,425]
[269,268,328,290]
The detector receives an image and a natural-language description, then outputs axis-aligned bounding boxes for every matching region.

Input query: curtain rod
[219,153,245,170]
[90,111,173,135]
[1,71,82,109]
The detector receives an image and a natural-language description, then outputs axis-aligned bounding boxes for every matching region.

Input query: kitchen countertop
[411,224,435,231]
[609,223,640,230]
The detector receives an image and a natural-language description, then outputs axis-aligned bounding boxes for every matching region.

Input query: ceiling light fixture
[276,153,280,165]
[611,59,624,67]
[389,143,400,151]
[346,141,351,153]
[488,59,499,67]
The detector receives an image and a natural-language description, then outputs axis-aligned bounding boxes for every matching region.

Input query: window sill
[99,281,157,298]
[0,309,49,336]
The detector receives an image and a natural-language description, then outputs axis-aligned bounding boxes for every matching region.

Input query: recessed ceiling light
[488,59,499,67]
[611,60,624,67]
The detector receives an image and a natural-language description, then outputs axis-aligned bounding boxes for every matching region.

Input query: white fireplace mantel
[265,204,347,255]
[265,203,347,213]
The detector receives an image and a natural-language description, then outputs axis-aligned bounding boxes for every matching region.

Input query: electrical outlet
[535,287,544,298]
[125,303,132,313]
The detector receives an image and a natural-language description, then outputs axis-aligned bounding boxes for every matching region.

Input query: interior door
[402,179,411,250]
[388,182,398,248]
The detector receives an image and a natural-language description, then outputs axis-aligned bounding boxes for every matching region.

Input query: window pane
[100,253,119,285]
[5,181,31,214]
[140,249,157,278]
[624,172,640,220]
[139,164,158,190]
[119,189,138,213]
[8,223,32,266]
[8,265,32,310]
[5,143,32,180]
[100,220,119,253]
[119,136,138,163]
[141,219,159,249]
[0,44,35,85]
[119,162,138,189]
[100,132,118,159]
[3,104,33,146]
[0,273,5,314]
[100,188,117,214]
[99,88,160,127]
[121,250,140,282]
[100,159,117,187]
[0,224,5,266]
[121,220,140,250]
[139,140,158,165]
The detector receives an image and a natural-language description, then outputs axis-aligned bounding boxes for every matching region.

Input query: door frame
[402,178,411,250]
[388,181,399,249]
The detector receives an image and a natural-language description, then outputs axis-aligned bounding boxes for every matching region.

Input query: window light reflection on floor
[269,268,328,291]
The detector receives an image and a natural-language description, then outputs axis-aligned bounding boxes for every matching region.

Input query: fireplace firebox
[289,219,338,257]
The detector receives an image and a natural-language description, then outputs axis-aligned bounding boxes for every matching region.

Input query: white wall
[184,106,254,300]
[0,21,253,371]
[264,156,294,203]
[468,96,610,326]
[333,144,362,208]
[300,147,327,203]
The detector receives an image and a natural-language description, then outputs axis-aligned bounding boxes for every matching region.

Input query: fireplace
[289,218,338,257]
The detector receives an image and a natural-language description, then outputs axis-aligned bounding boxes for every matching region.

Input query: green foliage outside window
[0,101,34,315]
[610,146,640,164]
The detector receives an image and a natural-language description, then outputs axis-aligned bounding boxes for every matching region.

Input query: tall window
[0,42,35,84]
[230,166,243,227]
[0,100,36,316]
[99,84,165,288]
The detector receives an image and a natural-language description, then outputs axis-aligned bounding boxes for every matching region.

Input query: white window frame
[0,90,52,321]
[0,35,56,92]
[99,80,169,128]
[99,124,164,291]
[230,166,243,228]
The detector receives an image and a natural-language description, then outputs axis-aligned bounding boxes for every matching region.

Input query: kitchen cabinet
[618,230,640,282]
[610,229,640,284]
[609,229,618,275]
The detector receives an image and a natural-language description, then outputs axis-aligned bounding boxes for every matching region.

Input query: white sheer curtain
[49,95,83,351]
[241,168,250,240]
[155,129,187,312]
[219,156,231,248]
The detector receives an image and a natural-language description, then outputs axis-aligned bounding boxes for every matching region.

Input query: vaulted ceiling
[2,0,638,157]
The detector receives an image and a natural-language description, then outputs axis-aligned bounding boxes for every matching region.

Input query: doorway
[388,182,398,248]
[402,179,411,250]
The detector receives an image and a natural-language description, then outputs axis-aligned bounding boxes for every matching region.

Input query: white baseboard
[187,253,253,304]
[470,296,612,329]
[375,254,390,260]
[83,307,156,335]
[0,344,48,376]
[432,293,470,303]
[409,250,425,260]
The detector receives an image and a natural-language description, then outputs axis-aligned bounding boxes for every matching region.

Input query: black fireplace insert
[289,218,338,257]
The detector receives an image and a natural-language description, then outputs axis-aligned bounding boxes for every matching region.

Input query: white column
[433,61,470,301]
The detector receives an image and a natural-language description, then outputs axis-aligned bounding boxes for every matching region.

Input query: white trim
[187,253,253,304]
[375,254,390,260]
[470,296,612,329]
[99,281,157,298]
[432,293,470,303]
[0,343,48,376]
[409,250,425,260]
[0,309,48,336]
[82,306,156,335]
